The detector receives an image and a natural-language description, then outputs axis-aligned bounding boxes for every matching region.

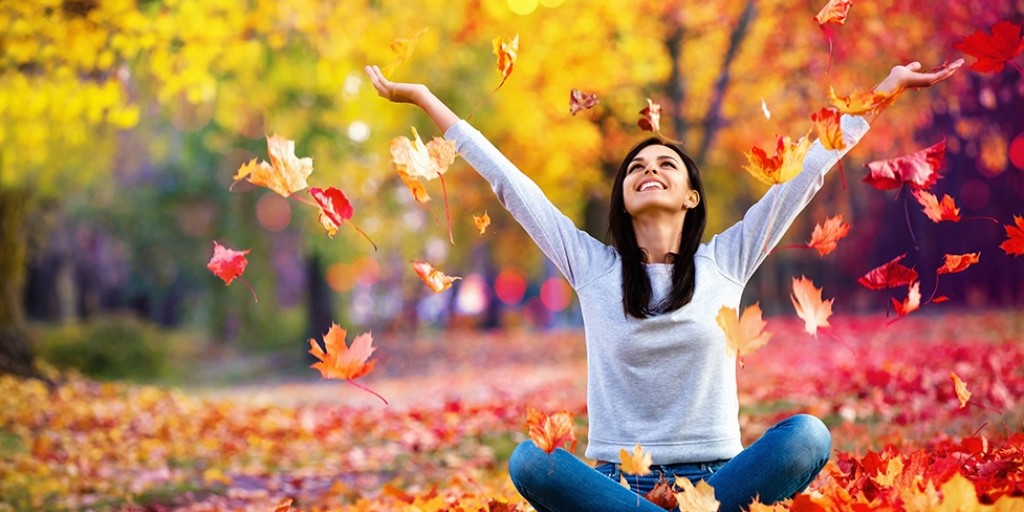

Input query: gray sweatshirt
[445,114,870,464]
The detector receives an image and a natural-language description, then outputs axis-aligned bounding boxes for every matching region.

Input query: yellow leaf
[474,211,490,235]
[743,131,812,185]
[716,304,772,367]
[950,372,972,408]
[791,275,833,337]
[673,477,720,512]
[619,443,652,476]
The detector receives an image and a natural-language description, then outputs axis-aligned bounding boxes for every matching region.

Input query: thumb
[905,61,922,71]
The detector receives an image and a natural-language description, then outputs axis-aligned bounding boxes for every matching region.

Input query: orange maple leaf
[380,28,428,77]
[673,477,720,512]
[412,260,461,293]
[811,107,846,152]
[524,408,577,454]
[308,323,387,404]
[391,127,459,243]
[474,211,491,235]
[937,252,980,275]
[829,86,900,116]
[619,443,652,476]
[892,281,921,317]
[493,33,519,90]
[808,214,851,256]
[814,0,853,25]
[949,372,971,408]
[743,131,813,185]
[716,304,772,368]
[1000,215,1024,256]
[791,275,833,337]
[638,98,662,133]
[233,135,314,197]
[913,190,960,223]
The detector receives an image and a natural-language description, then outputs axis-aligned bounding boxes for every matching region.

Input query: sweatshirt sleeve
[707,114,870,285]
[444,120,617,289]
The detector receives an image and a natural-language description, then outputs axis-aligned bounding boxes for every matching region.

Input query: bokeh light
[507,0,537,15]
[977,131,1007,177]
[1009,133,1024,171]
[494,268,527,305]
[540,276,571,312]
[255,192,291,232]
[539,0,564,6]
[456,273,490,315]
[959,179,991,210]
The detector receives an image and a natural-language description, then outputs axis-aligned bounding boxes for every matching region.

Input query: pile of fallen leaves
[1,313,1022,511]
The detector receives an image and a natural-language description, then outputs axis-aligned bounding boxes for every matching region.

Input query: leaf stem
[1010,60,1024,76]
[239,277,259,303]
[347,221,378,251]
[438,172,454,245]
[288,192,320,208]
[347,379,388,405]
[962,215,1000,224]
[901,187,919,250]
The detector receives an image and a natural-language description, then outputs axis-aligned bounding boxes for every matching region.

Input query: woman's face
[622,144,699,217]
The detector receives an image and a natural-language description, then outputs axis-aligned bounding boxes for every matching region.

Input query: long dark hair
[608,137,707,319]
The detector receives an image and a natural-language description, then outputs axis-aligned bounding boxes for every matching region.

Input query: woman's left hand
[874,58,965,94]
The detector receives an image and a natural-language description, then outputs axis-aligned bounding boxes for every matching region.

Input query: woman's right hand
[365,65,427,105]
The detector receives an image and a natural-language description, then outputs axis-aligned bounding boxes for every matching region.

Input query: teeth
[640,182,664,191]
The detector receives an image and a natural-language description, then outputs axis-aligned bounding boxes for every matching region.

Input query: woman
[366,58,962,511]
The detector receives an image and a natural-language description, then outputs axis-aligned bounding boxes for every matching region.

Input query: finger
[906,61,922,71]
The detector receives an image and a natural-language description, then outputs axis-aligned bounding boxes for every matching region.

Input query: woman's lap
[509,414,831,512]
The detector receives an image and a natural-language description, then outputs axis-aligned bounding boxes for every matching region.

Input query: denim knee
[782,414,832,469]
[508,440,550,493]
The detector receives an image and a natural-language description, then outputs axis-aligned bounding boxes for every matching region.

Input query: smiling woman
[365,57,963,511]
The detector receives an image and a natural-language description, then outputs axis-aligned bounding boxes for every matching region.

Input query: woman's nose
[645,167,657,175]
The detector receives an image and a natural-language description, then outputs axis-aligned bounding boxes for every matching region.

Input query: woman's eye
[628,165,642,173]
[662,161,677,169]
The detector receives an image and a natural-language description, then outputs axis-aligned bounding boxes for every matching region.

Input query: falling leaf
[474,211,490,235]
[273,498,300,512]
[807,214,851,256]
[308,323,387,404]
[524,408,577,454]
[391,127,456,180]
[207,241,249,285]
[863,140,946,191]
[743,131,813,185]
[829,86,899,116]
[811,107,846,152]
[791,275,833,337]
[953,20,1024,73]
[950,372,971,408]
[716,304,772,367]
[673,477,720,512]
[644,475,677,510]
[814,0,853,25]
[233,135,314,197]
[937,252,980,275]
[391,127,459,243]
[309,187,377,249]
[493,33,519,90]
[913,190,961,223]
[1000,215,1024,256]
[412,260,461,293]
[892,281,921,317]
[933,296,950,303]
[637,98,661,133]
[207,241,259,302]
[310,186,353,237]
[619,443,652,476]
[380,28,428,77]
[569,89,599,115]
[760,98,771,120]
[858,254,919,290]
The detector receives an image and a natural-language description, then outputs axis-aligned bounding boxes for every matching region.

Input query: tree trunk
[0,189,46,381]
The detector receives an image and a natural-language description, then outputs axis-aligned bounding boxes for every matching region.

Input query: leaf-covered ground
[2,312,1023,511]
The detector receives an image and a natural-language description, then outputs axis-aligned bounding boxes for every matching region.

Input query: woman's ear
[685,191,700,209]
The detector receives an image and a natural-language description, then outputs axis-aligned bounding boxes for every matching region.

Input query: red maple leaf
[1000,215,1024,256]
[569,89,599,115]
[858,253,919,290]
[638,98,661,132]
[891,281,921,317]
[864,140,945,191]
[953,20,1024,73]
[308,186,376,249]
[206,241,258,302]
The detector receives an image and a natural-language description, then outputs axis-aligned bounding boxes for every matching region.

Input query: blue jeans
[508,414,831,512]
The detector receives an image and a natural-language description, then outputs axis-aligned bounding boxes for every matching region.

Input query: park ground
[1,311,1023,511]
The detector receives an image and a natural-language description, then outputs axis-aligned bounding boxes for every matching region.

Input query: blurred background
[1,0,1022,386]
